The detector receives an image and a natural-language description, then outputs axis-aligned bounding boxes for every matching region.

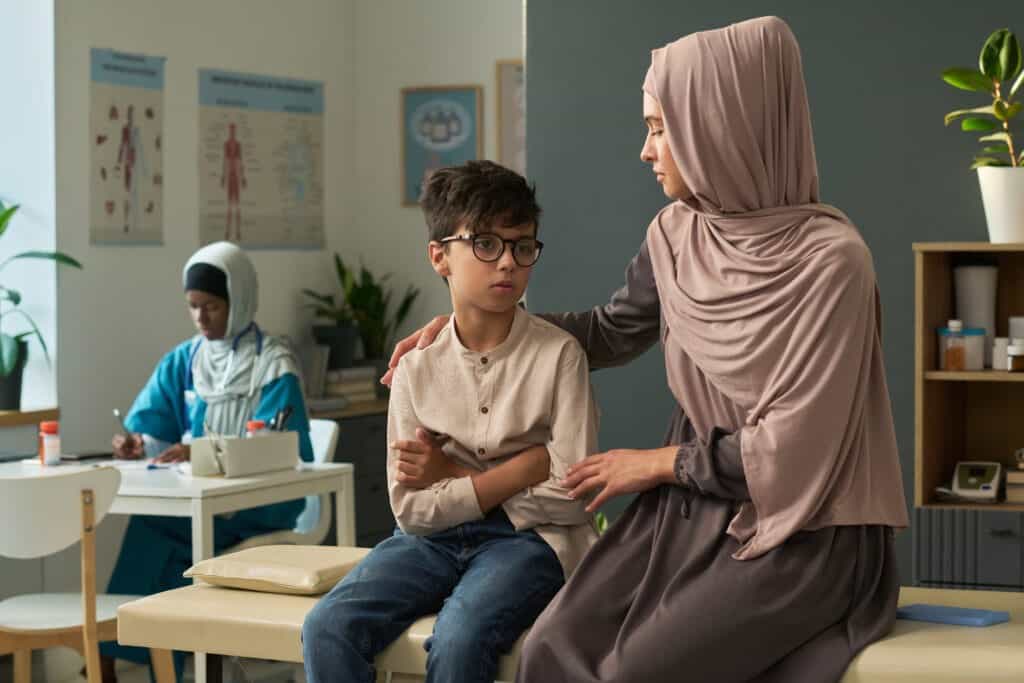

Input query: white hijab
[183,242,299,437]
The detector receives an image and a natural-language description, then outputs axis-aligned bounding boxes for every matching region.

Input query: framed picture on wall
[496,59,525,177]
[401,85,483,206]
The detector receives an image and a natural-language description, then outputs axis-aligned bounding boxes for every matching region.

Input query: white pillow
[184,545,371,595]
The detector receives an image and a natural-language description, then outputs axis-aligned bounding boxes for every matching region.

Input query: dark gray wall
[527,1,1024,577]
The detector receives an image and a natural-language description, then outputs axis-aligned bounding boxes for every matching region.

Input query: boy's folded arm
[467,445,550,514]
[387,365,484,535]
[507,347,600,530]
[389,475,484,536]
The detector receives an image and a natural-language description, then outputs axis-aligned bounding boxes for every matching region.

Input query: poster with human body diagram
[198,69,324,249]
[90,48,165,245]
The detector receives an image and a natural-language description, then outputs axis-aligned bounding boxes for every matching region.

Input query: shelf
[310,398,388,420]
[925,371,1024,382]
[913,242,1024,252]
[921,502,1024,512]
[0,408,59,428]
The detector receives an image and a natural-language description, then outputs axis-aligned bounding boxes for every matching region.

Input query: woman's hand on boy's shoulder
[392,426,468,488]
[381,315,451,386]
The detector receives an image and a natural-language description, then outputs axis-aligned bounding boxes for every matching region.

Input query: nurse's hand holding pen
[112,432,145,459]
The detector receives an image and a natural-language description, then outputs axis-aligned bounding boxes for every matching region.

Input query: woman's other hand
[154,443,191,463]
[562,446,678,512]
[112,433,145,460]
[380,315,451,386]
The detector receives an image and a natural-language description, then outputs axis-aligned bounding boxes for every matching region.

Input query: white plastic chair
[228,418,341,551]
[0,465,174,683]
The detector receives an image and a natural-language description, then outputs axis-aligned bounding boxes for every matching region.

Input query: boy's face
[429,221,537,315]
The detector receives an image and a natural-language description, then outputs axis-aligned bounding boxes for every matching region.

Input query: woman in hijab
[100,241,313,680]
[387,17,908,682]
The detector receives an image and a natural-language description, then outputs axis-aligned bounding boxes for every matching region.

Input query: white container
[994,337,1010,372]
[1011,317,1024,340]
[191,430,299,478]
[954,265,997,365]
[978,167,1024,243]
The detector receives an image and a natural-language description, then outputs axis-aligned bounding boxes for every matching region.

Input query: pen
[113,408,129,436]
[275,406,294,431]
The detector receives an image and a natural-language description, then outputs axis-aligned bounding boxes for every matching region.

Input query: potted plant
[338,255,419,393]
[0,201,83,409]
[302,253,361,370]
[943,27,1024,242]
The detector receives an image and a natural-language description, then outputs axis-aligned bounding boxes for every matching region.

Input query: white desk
[106,462,355,565]
[2,460,356,683]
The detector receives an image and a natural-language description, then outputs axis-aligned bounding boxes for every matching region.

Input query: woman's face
[186,290,230,340]
[640,92,689,200]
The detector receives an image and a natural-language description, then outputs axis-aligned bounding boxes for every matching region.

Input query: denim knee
[302,594,364,656]
[426,620,491,662]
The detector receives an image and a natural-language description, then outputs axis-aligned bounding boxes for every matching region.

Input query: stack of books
[325,365,379,403]
[1006,468,1024,504]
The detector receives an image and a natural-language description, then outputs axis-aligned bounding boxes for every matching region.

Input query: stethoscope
[184,321,264,428]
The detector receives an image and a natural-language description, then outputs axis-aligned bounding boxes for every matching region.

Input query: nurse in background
[100,241,313,681]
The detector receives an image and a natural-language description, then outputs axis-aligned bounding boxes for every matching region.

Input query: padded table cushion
[119,584,1024,682]
[118,583,525,679]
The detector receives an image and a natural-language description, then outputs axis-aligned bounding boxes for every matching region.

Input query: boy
[302,160,599,683]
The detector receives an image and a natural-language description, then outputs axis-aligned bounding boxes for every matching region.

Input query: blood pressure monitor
[951,461,1002,501]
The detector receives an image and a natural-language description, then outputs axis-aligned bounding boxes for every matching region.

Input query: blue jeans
[302,508,564,683]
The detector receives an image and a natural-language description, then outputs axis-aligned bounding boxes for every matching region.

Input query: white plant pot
[977,166,1024,243]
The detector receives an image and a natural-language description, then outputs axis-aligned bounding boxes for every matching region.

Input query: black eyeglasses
[439,233,544,267]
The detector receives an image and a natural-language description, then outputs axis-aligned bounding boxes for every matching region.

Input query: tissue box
[191,431,300,478]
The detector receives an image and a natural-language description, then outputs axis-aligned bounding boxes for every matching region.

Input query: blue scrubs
[101,339,313,671]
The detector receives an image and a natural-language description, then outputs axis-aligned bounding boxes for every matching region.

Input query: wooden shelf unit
[915,242,1024,510]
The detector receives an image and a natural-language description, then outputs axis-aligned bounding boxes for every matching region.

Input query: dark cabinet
[326,412,395,548]
[914,508,1024,590]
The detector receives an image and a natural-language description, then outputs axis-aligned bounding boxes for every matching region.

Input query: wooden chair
[0,465,174,683]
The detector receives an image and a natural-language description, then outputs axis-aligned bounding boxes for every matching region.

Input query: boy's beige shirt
[387,307,599,577]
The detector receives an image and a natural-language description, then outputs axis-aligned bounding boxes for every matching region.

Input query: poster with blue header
[402,86,483,206]
[198,69,324,249]
[90,48,165,245]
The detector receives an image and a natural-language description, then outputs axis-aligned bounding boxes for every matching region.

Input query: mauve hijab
[644,16,908,560]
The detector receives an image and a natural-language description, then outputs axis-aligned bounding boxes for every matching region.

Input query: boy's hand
[393,427,470,488]
[562,446,677,512]
[380,315,450,386]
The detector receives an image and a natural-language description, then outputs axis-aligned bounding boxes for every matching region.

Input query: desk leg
[191,499,214,683]
[337,470,356,546]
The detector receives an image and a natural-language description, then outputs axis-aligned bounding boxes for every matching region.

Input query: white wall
[350,0,525,327]
[0,1,57,413]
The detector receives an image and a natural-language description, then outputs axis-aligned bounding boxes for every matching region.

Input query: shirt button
[481,357,488,364]
[480,407,488,414]
[478,447,486,455]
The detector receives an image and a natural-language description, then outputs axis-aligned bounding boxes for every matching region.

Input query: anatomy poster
[198,69,324,249]
[90,48,165,245]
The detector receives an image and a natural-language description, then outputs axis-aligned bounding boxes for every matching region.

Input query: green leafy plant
[0,201,83,376]
[943,28,1024,169]
[303,254,420,360]
[302,253,356,325]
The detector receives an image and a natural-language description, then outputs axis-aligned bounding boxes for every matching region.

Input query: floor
[0,651,306,682]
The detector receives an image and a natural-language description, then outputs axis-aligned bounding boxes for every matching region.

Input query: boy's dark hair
[419,160,541,241]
